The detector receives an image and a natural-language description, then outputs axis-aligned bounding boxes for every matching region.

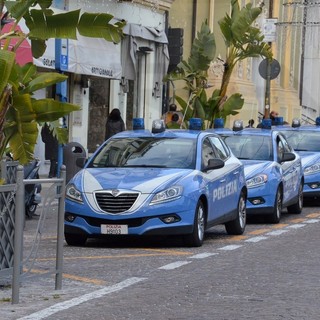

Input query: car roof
[274,124,320,131]
[111,129,221,140]
[210,127,276,137]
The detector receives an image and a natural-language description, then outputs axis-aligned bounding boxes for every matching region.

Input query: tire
[268,187,282,223]
[65,233,87,246]
[287,181,303,214]
[184,200,206,247]
[25,204,37,219]
[225,191,246,235]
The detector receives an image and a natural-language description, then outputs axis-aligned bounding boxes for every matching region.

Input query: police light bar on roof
[152,119,165,133]
[291,118,300,128]
[189,118,202,130]
[316,117,320,126]
[274,116,284,125]
[214,118,224,128]
[261,119,272,129]
[233,120,243,131]
[133,118,145,130]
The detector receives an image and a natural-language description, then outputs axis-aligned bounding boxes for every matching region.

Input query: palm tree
[0,0,125,164]
[166,0,272,129]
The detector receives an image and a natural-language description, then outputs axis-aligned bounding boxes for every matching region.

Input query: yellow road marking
[290,218,306,223]
[248,229,271,235]
[23,268,106,285]
[228,235,248,241]
[271,223,288,229]
[306,213,320,218]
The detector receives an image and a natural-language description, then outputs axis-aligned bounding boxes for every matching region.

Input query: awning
[1,22,33,66]
[33,35,122,79]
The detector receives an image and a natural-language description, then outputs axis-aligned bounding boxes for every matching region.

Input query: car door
[276,134,301,203]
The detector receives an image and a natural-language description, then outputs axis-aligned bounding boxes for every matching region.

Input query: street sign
[259,59,281,80]
[55,38,68,71]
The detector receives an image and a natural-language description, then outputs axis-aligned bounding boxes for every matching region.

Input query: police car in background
[211,119,304,223]
[274,117,320,201]
[65,118,247,247]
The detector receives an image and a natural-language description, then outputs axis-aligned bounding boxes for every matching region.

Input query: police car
[211,119,304,223]
[65,118,247,247]
[274,117,320,201]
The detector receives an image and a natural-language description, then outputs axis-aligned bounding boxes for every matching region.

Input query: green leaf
[78,13,125,43]
[220,93,244,118]
[27,9,80,40]
[0,51,15,95]
[32,99,81,122]
[21,73,68,94]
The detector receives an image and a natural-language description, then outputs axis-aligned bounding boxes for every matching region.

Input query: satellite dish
[259,59,281,80]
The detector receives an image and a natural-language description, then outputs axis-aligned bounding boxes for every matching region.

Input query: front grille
[95,191,139,214]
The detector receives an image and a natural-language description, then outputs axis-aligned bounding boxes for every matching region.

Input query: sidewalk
[0,178,85,320]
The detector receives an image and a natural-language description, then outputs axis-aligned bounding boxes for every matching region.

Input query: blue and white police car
[211,119,304,223]
[274,117,320,201]
[65,119,247,247]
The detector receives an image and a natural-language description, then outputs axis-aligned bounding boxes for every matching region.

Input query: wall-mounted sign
[263,18,278,42]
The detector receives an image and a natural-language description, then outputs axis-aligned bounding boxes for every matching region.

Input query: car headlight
[66,184,83,203]
[150,186,183,204]
[246,174,268,188]
[304,163,320,175]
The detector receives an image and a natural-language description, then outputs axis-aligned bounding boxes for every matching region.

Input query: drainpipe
[299,3,307,105]
[191,0,197,42]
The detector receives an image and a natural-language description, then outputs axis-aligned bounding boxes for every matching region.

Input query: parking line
[286,223,306,229]
[158,261,192,270]
[18,277,146,320]
[266,229,289,236]
[218,245,243,251]
[189,253,218,259]
[306,213,320,218]
[290,218,306,223]
[244,236,268,243]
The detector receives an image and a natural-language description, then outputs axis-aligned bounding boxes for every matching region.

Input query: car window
[89,137,196,169]
[201,138,216,168]
[208,136,229,160]
[222,135,272,161]
[281,131,320,152]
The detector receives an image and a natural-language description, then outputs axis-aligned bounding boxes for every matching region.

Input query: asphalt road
[1,198,320,320]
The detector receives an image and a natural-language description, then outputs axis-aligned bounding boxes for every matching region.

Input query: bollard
[12,165,25,304]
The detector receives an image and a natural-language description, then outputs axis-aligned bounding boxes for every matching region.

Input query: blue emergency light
[261,119,272,129]
[133,118,145,130]
[188,118,202,130]
[274,116,284,125]
[316,117,320,126]
[214,118,224,128]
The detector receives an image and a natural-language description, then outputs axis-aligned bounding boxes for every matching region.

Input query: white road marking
[266,229,289,236]
[286,223,306,229]
[304,219,320,224]
[245,236,268,243]
[158,261,192,270]
[18,277,146,320]
[218,245,242,251]
[189,252,218,259]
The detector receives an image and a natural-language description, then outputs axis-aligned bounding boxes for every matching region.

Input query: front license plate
[101,224,128,235]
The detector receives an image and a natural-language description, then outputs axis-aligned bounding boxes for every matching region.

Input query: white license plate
[101,224,128,235]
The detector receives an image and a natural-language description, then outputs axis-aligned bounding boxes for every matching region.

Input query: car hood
[297,151,320,168]
[241,160,273,179]
[71,167,194,194]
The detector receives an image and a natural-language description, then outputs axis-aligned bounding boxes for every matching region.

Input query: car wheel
[269,187,282,223]
[64,233,87,246]
[287,181,303,214]
[184,200,206,247]
[225,190,246,235]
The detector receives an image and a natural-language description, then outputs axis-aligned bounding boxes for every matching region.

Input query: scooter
[24,159,42,218]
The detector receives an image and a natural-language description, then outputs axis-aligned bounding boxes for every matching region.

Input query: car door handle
[233,171,239,175]
[220,179,226,183]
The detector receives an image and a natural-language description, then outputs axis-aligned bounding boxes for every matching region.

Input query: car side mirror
[281,152,296,162]
[203,158,225,172]
[76,157,87,168]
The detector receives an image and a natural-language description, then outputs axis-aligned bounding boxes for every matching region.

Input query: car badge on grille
[111,189,121,197]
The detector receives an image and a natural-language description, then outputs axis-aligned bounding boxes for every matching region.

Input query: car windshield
[222,135,272,161]
[88,137,196,169]
[280,131,320,152]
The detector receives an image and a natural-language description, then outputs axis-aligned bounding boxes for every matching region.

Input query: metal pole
[264,0,273,119]
[55,165,66,290]
[12,166,25,304]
